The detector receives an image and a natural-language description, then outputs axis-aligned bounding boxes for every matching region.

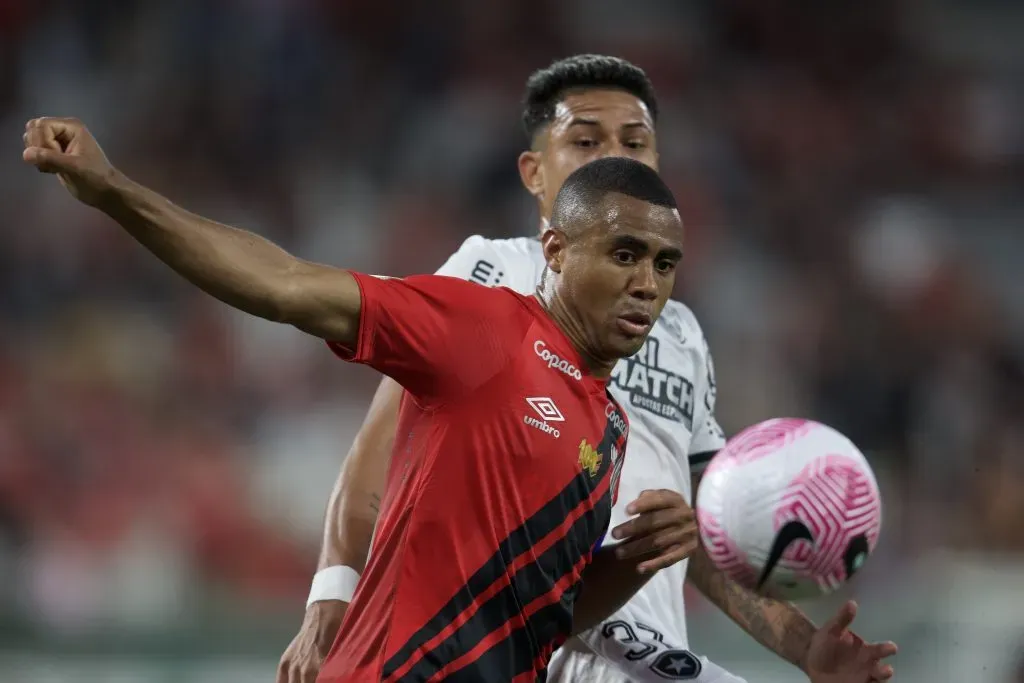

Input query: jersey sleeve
[327,273,521,403]
[434,235,512,288]
[688,340,726,476]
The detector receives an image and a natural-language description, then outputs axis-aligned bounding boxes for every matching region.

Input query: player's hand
[22,117,118,207]
[276,600,348,683]
[609,489,698,574]
[803,600,897,683]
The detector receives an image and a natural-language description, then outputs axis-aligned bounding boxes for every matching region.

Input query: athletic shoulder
[658,300,726,463]
[435,235,543,295]
[657,299,709,356]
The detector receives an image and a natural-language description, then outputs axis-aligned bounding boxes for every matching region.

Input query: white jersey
[436,236,744,683]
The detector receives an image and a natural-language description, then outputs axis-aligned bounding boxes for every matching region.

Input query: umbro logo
[523,396,563,438]
[526,397,564,422]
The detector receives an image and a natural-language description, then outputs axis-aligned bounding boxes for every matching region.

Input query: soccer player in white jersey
[278,55,897,683]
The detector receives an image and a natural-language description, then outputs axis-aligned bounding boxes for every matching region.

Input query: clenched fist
[22,117,118,207]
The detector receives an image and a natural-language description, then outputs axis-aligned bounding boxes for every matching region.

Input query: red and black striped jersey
[319,273,628,682]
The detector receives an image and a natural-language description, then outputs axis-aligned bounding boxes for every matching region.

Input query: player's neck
[535,284,615,380]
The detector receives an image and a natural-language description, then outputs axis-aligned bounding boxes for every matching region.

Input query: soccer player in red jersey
[281,56,895,683]
[23,119,695,681]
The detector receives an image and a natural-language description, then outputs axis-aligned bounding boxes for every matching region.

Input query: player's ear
[518,149,544,200]
[541,227,568,274]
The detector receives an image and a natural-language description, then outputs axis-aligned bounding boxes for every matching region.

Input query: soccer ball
[695,418,882,600]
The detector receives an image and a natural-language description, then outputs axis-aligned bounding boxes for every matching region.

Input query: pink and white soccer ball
[695,418,882,600]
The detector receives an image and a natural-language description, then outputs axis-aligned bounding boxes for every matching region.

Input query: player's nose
[600,146,629,161]
[629,261,658,300]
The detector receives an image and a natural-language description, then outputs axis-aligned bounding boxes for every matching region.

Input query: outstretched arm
[278,377,401,683]
[23,117,360,345]
[687,541,816,670]
[317,377,401,575]
[688,477,897,682]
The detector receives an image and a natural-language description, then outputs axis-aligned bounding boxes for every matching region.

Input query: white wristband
[307,565,361,608]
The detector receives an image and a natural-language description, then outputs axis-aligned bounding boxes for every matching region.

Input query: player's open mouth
[616,312,652,336]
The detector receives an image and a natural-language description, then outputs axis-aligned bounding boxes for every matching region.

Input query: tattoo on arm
[720,577,814,667]
[369,493,381,515]
[689,547,815,669]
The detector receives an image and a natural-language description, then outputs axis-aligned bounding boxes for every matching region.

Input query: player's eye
[624,140,648,150]
[655,259,676,274]
[613,250,636,265]
[573,139,598,148]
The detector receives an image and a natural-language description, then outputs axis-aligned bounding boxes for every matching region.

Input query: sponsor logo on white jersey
[524,396,562,438]
[611,337,695,429]
[534,340,582,380]
[468,259,505,286]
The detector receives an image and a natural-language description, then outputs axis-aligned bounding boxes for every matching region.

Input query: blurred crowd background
[2,0,1023,680]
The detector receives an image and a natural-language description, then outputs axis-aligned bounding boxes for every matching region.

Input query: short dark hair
[551,157,676,231]
[522,54,659,142]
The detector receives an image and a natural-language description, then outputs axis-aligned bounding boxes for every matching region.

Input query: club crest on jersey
[578,439,602,478]
[610,337,695,429]
[650,650,702,679]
